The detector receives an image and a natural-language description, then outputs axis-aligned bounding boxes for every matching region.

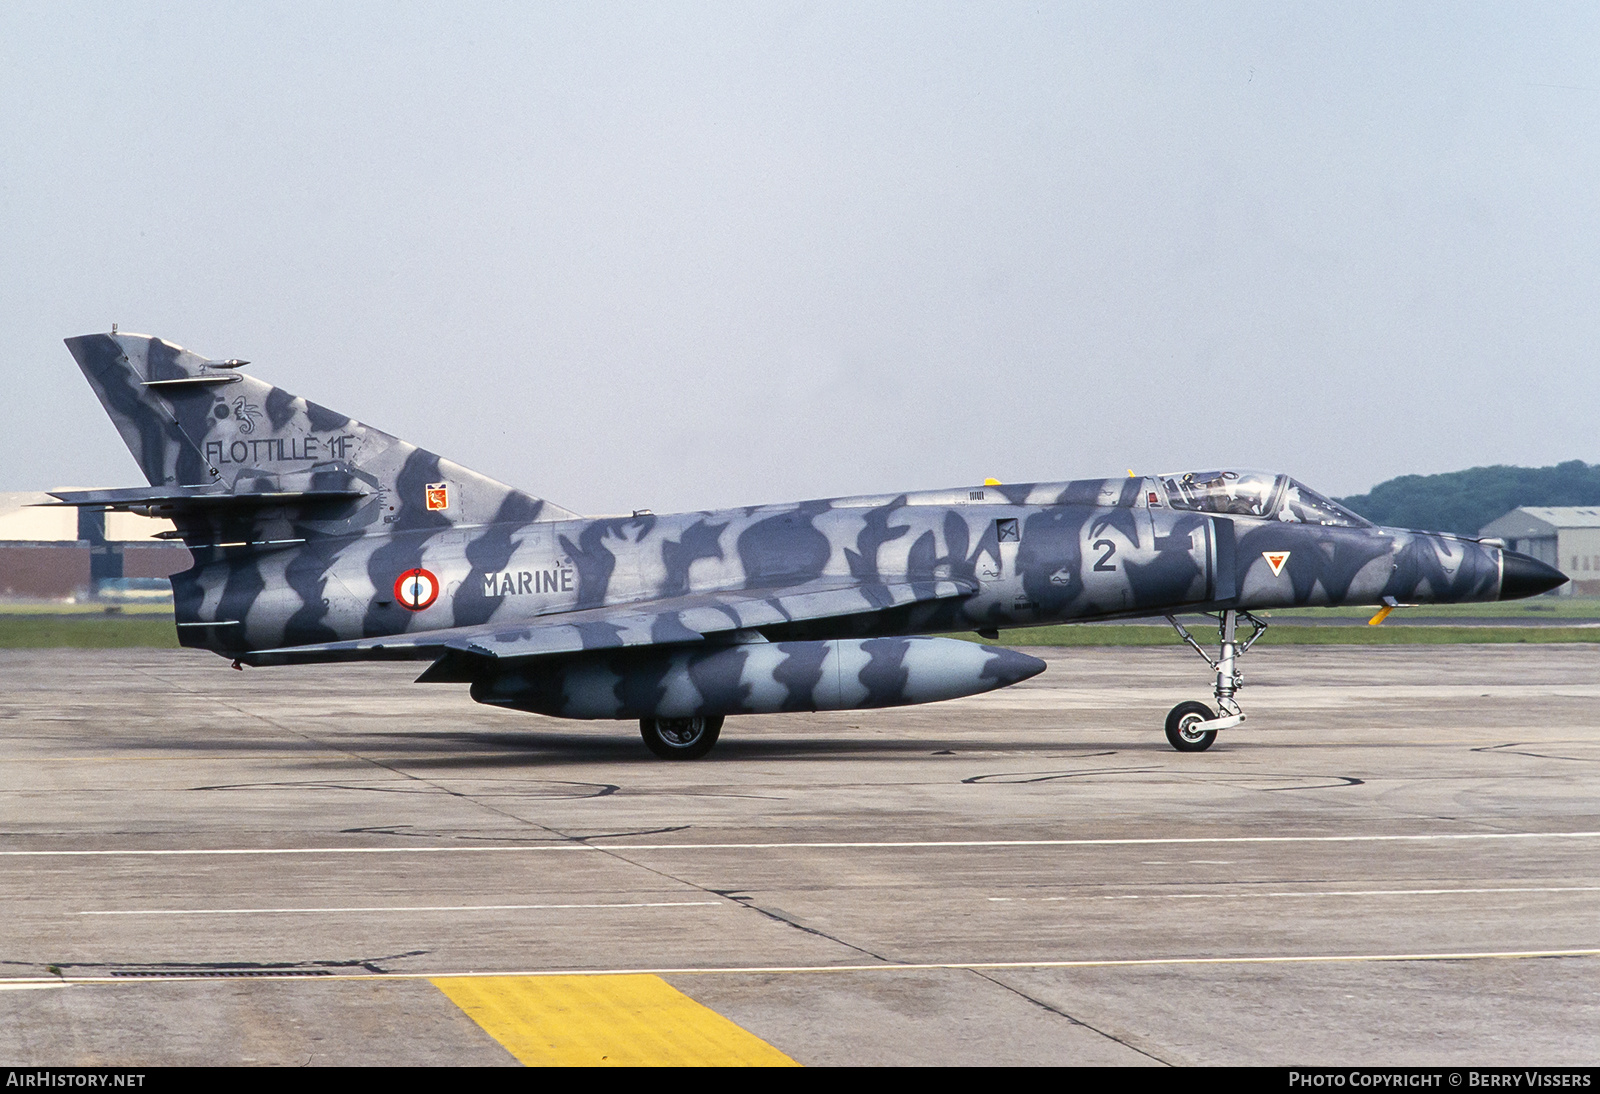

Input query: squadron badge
[425,482,449,511]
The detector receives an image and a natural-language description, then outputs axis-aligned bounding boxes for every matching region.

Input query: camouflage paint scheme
[54,333,1563,725]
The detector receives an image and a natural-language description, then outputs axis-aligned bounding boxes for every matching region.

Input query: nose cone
[979,645,1049,687]
[1499,550,1569,600]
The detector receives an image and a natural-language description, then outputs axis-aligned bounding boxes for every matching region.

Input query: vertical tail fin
[64,332,580,529]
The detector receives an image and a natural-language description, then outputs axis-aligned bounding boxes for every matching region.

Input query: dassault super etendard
[52,333,1568,757]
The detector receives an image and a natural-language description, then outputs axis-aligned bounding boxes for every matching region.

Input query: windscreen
[1278,480,1371,527]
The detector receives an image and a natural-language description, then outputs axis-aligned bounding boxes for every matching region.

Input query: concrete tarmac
[1,644,1596,1066]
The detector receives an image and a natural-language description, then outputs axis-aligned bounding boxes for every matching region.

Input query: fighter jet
[50,333,1568,757]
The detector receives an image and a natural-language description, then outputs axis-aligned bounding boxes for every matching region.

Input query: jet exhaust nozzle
[471,636,1047,720]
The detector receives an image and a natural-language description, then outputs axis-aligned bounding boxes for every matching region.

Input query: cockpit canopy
[1158,469,1372,528]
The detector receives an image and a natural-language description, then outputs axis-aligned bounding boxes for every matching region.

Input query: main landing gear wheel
[640,715,724,760]
[1165,701,1217,752]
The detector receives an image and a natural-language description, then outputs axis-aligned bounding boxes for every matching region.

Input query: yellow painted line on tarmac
[431,973,798,1067]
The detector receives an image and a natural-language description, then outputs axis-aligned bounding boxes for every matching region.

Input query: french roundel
[394,567,440,611]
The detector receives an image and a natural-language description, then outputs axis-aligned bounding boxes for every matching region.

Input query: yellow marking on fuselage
[431,973,798,1067]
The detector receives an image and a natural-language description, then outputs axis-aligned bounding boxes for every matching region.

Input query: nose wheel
[1163,609,1267,752]
[1165,700,1218,752]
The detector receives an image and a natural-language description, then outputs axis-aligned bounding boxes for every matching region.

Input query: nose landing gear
[1162,609,1267,752]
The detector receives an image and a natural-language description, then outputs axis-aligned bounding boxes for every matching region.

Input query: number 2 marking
[1093,539,1117,572]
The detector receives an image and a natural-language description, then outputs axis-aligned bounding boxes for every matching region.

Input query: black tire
[1165,701,1217,752]
[640,715,724,760]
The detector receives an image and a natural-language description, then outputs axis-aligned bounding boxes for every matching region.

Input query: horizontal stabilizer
[242,578,978,668]
[41,486,367,511]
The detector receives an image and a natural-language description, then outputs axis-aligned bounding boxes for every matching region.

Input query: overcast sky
[3,3,1596,514]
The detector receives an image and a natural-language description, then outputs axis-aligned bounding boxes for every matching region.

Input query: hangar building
[1478,506,1600,596]
[0,492,191,600]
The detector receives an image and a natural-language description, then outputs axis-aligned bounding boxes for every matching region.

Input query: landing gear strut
[1162,609,1267,752]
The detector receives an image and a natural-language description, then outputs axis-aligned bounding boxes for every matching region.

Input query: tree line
[1335,460,1600,536]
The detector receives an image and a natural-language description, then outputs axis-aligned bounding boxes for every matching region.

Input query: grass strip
[1264,600,1600,620]
[991,625,1600,646]
[0,602,175,615]
[0,615,180,648]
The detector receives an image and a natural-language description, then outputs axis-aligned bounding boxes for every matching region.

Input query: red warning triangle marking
[1263,551,1291,577]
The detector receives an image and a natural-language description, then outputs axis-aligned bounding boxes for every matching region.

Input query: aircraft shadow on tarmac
[151,726,1372,797]
[282,728,1207,768]
[117,726,1198,768]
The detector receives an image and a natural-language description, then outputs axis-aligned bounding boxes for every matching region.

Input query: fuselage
[175,471,1519,656]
